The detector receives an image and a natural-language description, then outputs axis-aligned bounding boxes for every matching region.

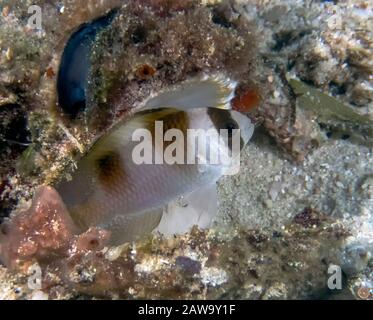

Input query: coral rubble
[0,0,372,300]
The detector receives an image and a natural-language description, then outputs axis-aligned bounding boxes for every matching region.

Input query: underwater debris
[289,78,373,147]
[57,9,118,119]
[261,75,373,162]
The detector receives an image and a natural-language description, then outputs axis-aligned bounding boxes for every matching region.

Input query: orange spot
[137,64,156,80]
[46,67,55,79]
[232,88,261,112]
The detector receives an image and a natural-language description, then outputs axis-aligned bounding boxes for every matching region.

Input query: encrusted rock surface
[0,0,372,300]
[0,220,351,299]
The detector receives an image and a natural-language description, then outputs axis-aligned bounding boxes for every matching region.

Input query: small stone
[175,256,202,275]
[269,181,282,201]
[5,48,13,61]
[335,181,344,189]
[200,267,228,287]
[105,245,124,262]
[30,290,49,300]
[263,199,273,209]
[262,282,288,300]
[2,6,9,17]
[56,3,65,14]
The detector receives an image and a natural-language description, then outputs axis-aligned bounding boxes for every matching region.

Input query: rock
[0,0,372,300]
[0,186,78,269]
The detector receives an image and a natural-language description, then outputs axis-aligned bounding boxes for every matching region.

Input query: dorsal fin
[142,74,236,111]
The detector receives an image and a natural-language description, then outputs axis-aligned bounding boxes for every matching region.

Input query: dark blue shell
[57,10,117,118]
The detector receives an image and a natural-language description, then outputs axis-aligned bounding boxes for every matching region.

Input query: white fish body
[56,76,254,244]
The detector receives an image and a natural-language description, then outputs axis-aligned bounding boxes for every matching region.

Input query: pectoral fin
[155,183,218,236]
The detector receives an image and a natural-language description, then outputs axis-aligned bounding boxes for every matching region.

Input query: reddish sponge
[0,186,78,269]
